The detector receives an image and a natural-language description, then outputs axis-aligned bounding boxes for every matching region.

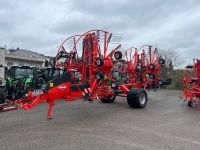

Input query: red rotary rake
[0,29,170,119]
[182,59,200,110]
[15,29,124,119]
[115,45,169,92]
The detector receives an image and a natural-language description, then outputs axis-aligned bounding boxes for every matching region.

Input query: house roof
[6,48,53,60]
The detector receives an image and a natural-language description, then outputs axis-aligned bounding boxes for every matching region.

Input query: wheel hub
[139,93,146,105]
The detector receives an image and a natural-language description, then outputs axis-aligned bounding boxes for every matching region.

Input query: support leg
[47,101,54,119]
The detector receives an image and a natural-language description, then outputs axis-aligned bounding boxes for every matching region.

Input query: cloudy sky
[0,0,200,66]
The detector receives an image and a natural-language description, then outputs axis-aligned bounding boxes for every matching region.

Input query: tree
[158,48,183,80]
[168,60,173,72]
[49,58,56,67]
[44,60,49,67]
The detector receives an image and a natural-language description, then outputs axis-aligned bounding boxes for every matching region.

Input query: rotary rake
[182,59,200,110]
[115,45,169,90]
[0,29,170,119]
[7,29,123,119]
[110,45,170,107]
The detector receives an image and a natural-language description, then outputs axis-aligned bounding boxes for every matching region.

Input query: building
[0,47,52,82]
[0,47,52,67]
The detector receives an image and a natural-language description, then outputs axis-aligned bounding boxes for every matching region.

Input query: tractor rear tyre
[0,87,7,104]
[101,92,116,103]
[127,89,148,108]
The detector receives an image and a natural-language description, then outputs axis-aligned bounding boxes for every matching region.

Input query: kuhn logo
[59,85,67,89]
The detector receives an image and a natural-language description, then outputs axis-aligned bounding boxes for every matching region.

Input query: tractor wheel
[101,92,116,103]
[127,89,148,108]
[0,87,7,104]
[188,100,193,107]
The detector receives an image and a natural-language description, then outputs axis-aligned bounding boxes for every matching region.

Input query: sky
[0,0,200,66]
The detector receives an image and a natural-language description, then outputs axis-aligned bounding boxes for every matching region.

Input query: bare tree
[158,48,183,80]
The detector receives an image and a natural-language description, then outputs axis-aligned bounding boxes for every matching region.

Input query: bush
[166,69,182,90]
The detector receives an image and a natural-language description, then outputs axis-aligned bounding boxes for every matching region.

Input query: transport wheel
[114,51,122,60]
[188,100,193,107]
[158,80,164,85]
[0,87,7,104]
[127,89,148,108]
[158,58,165,65]
[148,64,155,70]
[186,65,193,69]
[96,71,104,80]
[96,57,104,67]
[149,73,155,80]
[101,92,116,103]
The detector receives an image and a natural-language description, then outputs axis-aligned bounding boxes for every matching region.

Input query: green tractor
[5,65,55,100]
[5,65,37,100]
[0,64,65,103]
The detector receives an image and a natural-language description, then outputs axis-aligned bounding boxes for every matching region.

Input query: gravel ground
[0,89,200,150]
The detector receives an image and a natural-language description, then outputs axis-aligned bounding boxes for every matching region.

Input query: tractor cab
[39,67,64,81]
[6,65,36,100]
[6,65,35,88]
[7,65,35,80]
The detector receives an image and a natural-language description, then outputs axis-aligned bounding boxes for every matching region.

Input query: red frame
[2,30,166,119]
[182,59,200,110]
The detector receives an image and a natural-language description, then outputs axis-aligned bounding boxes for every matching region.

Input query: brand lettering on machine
[59,85,67,89]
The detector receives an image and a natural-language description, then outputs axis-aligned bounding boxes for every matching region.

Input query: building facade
[0,47,52,82]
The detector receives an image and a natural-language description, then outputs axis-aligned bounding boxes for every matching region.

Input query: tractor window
[52,69,64,78]
[15,68,33,79]
[43,69,52,78]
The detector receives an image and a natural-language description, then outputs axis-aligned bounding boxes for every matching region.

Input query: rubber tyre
[158,59,165,65]
[0,87,7,104]
[96,71,104,80]
[158,80,164,85]
[186,65,193,69]
[148,64,155,70]
[101,92,116,103]
[127,89,148,108]
[188,100,193,107]
[114,51,122,60]
[149,73,155,80]
[96,57,104,67]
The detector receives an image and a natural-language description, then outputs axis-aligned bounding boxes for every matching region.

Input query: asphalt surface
[1,90,200,150]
